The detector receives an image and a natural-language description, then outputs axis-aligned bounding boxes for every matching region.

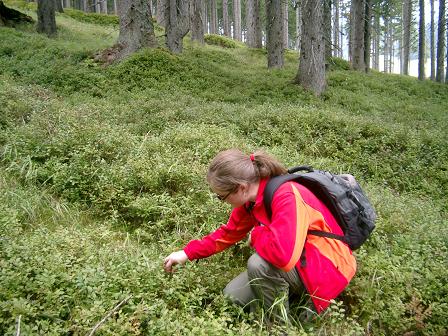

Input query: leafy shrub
[327,56,350,71]
[63,9,119,26]
[205,34,238,48]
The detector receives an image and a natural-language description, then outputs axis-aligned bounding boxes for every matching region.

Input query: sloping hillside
[1,5,447,336]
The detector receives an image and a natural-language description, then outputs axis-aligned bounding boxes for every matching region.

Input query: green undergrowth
[1,6,447,336]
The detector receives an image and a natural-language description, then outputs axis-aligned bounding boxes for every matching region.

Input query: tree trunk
[418,0,425,80]
[446,16,448,83]
[436,0,446,82]
[333,0,340,57]
[351,0,365,71]
[402,0,411,75]
[266,0,284,68]
[371,10,378,70]
[100,0,107,13]
[94,0,100,13]
[389,22,394,72]
[190,0,204,44]
[246,0,262,48]
[63,0,71,8]
[383,16,389,72]
[430,0,435,80]
[202,0,207,33]
[222,0,230,36]
[233,0,242,41]
[113,0,117,14]
[283,0,289,49]
[156,0,166,27]
[363,0,371,72]
[348,0,355,62]
[55,0,64,13]
[37,0,57,37]
[165,0,190,53]
[0,0,33,26]
[115,0,157,60]
[323,0,331,60]
[296,0,326,95]
[295,0,302,52]
[210,0,217,34]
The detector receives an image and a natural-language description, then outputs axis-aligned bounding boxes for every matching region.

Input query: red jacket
[184,178,356,313]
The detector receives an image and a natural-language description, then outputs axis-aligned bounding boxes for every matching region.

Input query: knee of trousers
[247,253,270,280]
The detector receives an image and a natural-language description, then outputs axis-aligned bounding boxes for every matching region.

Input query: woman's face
[215,184,250,208]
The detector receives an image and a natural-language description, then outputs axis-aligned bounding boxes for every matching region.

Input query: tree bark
[348,0,355,62]
[351,0,365,71]
[446,15,448,83]
[100,0,107,13]
[202,0,207,33]
[115,0,157,60]
[37,0,57,37]
[363,0,371,72]
[233,0,242,41]
[436,0,446,82]
[383,16,389,72]
[333,0,340,57]
[402,0,411,75]
[246,0,262,48]
[190,0,204,44]
[296,0,326,95]
[283,0,289,49]
[295,0,302,52]
[156,0,166,27]
[165,0,190,53]
[323,0,331,60]
[55,0,64,13]
[209,0,217,34]
[430,0,435,80]
[418,0,425,80]
[266,0,284,68]
[222,0,230,37]
[0,0,33,26]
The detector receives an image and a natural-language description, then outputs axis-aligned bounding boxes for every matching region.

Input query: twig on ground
[16,315,21,336]
[87,295,133,336]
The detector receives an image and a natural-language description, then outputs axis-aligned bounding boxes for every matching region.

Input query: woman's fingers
[163,251,188,272]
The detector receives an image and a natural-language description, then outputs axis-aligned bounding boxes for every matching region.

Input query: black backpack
[263,166,376,250]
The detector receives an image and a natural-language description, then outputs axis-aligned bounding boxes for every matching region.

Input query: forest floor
[1,3,447,336]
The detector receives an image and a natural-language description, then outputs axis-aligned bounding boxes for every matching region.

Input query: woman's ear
[239,183,249,194]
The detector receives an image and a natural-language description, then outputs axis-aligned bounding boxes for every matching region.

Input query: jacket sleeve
[184,206,255,260]
[250,183,309,272]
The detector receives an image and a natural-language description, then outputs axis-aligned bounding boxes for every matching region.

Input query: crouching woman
[163,149,356,319]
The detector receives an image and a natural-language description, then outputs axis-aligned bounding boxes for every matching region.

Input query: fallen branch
[0,1,33,27]
[16,315,21,336]
[87,295,132,336]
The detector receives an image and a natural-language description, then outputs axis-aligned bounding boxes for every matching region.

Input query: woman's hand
[163,250,188,272]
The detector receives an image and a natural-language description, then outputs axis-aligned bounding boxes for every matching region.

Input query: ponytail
[207,149,287,193]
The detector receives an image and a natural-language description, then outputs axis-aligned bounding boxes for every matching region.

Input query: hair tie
[250,153,255,162]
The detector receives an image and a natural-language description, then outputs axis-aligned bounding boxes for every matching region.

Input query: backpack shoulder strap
[264,166,313,219]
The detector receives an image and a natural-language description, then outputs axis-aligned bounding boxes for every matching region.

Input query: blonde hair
[207,149,287,193]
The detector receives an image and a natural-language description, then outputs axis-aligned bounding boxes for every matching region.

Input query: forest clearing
[1,1,448,335]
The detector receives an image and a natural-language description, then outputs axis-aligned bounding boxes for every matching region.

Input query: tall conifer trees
[418,0,426,80]
[352,0,365,71]
[165,0,190,53]
[37,0,56,37]
[266,0,284,68]
[296,0,326,95]
[115,0,157,60]
[436,0,446,82]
